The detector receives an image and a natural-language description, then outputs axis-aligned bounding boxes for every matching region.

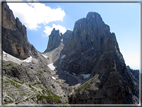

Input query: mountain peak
[86,12,102,18]
[44,28,61,53]
[51,28,60,35]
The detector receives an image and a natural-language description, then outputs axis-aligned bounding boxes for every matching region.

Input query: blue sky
[7,0,140,70]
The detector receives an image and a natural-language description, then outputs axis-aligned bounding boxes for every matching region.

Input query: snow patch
[92,47,94,49]
[3,51,33,64]
[23,56,32,63]
[42,54,48,58]
[48,63,55,70]
[61,55,65,59]
[52,76,56,80]
[72,72,76,76]
[61,38,63,43]
[3,51,22,65]
[81,74,90,79]
[81,53,84,55]
[64,71,69,74]
[3,51,7,57]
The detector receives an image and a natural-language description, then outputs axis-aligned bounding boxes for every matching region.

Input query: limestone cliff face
[2,3,29,59]
[2,2,39,59]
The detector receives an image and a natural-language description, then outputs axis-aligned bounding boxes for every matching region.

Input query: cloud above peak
[7,2,65,30]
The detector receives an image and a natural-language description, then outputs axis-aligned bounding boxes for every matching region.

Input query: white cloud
[7,2,65,30]
[123,53,140,70]
[44,24,66,36]
[44,26,53,36]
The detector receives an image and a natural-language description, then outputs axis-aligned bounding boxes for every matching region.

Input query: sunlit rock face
[2,2,40,59]
[2,3,29,59]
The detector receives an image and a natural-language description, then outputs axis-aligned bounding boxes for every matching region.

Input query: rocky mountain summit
[2,2,141,106]
[44,28,62,53]
[44,12,140,104]
[61,12,122,76]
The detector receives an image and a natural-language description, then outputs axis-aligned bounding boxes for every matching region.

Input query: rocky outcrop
[44,28,62,53]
